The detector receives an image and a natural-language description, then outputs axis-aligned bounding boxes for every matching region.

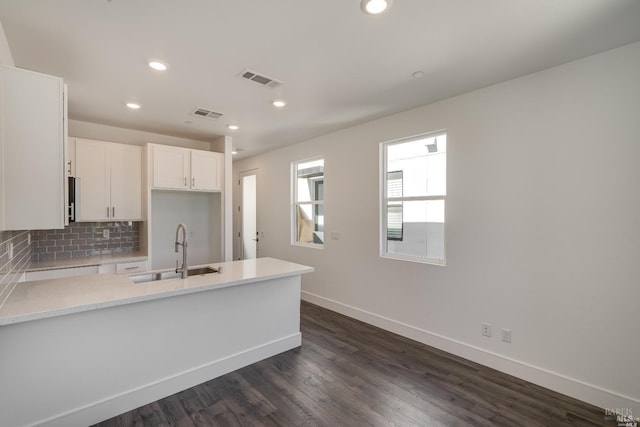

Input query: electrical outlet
[103,229,110,238]
[28,232,31,245]
[481,323,491,337]
[501,328,512,343]
[8,242,14,260]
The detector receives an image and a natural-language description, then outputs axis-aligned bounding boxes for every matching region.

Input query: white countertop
[28,251,148,271]
[0,257,313,326]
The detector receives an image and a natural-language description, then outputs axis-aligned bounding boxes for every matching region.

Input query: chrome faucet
[175,223,188,279]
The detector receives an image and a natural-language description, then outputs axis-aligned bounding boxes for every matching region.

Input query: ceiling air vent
[238,68,283,88]
[191,108,223,120]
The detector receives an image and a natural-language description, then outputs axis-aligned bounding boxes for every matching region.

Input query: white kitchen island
[0,257,313,427]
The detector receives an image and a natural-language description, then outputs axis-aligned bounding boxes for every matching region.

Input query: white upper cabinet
[75,139,109,221]
[75,138,142,221]
[152,144,189,190]
[150,144,222,192]
[191,150,222,191]
[0,65,65,230]
[109,143,142,220]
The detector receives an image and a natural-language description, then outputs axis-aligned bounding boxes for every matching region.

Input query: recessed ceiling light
[361,0,392,15]
[412,70,424,78]
[126,102,141,110]
[148,60,169,71]
[272,99,287,108]
[231,150,238,155]
[227,124,239,130]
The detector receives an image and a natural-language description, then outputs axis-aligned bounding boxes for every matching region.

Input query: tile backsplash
[32,222,141,262]
[0,230,32,306]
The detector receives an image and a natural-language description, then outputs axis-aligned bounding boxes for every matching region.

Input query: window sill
[292,242,324,250]
[380,253,446,266]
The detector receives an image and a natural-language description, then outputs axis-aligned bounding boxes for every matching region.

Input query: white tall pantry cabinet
[0,65,65,230]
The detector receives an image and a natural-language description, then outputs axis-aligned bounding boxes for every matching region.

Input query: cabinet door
[75,139,110,221]
[152,144,189,189]
[191,150,222,191]
[1,65,65,230]
[110,143,142,220]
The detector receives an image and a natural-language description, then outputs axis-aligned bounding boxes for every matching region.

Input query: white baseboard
[302,291,639,414]
[38,333,302,427]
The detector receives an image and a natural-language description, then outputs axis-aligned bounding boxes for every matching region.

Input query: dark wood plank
[93,301,615,427]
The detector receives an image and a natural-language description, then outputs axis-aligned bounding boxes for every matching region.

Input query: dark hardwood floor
[94,301,614,426]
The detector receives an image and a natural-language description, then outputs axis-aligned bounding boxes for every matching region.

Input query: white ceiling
[1,0,640,159]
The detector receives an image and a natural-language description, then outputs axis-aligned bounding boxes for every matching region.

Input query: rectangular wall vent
[191,108,223,119]
[238,68,283,88]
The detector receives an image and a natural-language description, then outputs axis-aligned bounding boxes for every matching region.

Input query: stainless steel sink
[187,266,218,276]
[130,266,219,284]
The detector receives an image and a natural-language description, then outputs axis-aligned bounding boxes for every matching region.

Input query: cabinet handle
[107,207,110,218]
[123,266,138,270]
[112,207,115,217]
[184,177,187,187]
[192,177,195,187]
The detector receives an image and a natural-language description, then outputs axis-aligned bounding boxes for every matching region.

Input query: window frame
[379,131,447,266]
[291,156,325,249]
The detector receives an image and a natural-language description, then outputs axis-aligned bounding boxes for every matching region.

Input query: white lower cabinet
[98,260,148,275]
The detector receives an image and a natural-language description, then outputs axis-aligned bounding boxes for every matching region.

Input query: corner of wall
[0,20,15,66]
[210,136,233,261]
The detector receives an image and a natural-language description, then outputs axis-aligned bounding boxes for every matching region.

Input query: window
[292,158,324,247]
[380,132,446,265]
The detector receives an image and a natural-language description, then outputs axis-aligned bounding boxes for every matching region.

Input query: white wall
[234,41,640,412]
[211,136,233,261]
[69,120,213,150]
[150,191,221,269]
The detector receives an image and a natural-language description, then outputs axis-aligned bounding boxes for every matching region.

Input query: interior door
[240,171,258,259]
